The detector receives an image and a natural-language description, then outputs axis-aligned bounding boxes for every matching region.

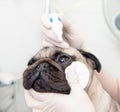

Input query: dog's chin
[23,61,71,94]
[33,78,70,94]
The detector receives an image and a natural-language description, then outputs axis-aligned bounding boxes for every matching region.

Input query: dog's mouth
[23,58,72,94]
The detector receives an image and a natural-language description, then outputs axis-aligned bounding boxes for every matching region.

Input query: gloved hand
[24,62,95,112]
[41,14,86,49]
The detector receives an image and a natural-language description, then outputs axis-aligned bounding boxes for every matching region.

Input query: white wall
[0,0,120,77]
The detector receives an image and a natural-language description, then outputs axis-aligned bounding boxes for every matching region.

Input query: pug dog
[23,46,120,112]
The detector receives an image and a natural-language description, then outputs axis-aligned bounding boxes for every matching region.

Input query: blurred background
[0,0,120,112]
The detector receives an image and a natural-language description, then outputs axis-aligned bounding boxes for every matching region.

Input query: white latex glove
[24,62,95,112]
[41,14,86,49]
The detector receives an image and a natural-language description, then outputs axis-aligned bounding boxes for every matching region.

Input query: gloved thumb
[41,14,51,29]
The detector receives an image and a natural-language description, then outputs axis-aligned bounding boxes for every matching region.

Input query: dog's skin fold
[23,47,120,112]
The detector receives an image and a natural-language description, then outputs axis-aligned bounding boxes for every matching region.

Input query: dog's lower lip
[23,71,39,89]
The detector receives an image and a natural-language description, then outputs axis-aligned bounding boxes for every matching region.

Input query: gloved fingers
[41,13,73,31]
[33,109,44,112]
[63,31,74,40]
[33,101,55,110]
[25,90,57,110]
[41,13,74,42]
[42,102,55,112]
[43,38,69,48]
[63,29,82,40]
[29,89,66,102]
[24,90,43,108]
[63,32,85,49]
[33,109,40,112]
[63,27,85,49]
[41,25,61,42]
[41,13,86,50]
[60,14,75,31]
[29,89,48,101]
[41,14,51,29]
[42,40,54,47]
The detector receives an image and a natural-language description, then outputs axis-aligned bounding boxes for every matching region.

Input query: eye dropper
[45,0,63,42]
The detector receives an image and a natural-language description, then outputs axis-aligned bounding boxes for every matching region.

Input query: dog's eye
[58,56,70,63]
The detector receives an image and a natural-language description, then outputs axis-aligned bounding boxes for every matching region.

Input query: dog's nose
[37,62,50,70]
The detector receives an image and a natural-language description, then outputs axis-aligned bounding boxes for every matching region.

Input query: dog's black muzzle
[23,58,71,94]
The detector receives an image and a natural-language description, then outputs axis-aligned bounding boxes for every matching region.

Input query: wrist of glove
[24,61,95,112]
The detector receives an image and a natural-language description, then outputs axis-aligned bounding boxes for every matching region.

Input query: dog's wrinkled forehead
[28,46,101,73]
[34,47,84,60]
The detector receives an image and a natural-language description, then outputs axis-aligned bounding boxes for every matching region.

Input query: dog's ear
[78,49,101,72]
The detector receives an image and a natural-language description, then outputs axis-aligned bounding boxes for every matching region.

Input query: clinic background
[0,0,120,112]
[0,0,120,77]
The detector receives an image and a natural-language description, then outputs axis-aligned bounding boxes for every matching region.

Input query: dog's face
[23,47,101,94]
